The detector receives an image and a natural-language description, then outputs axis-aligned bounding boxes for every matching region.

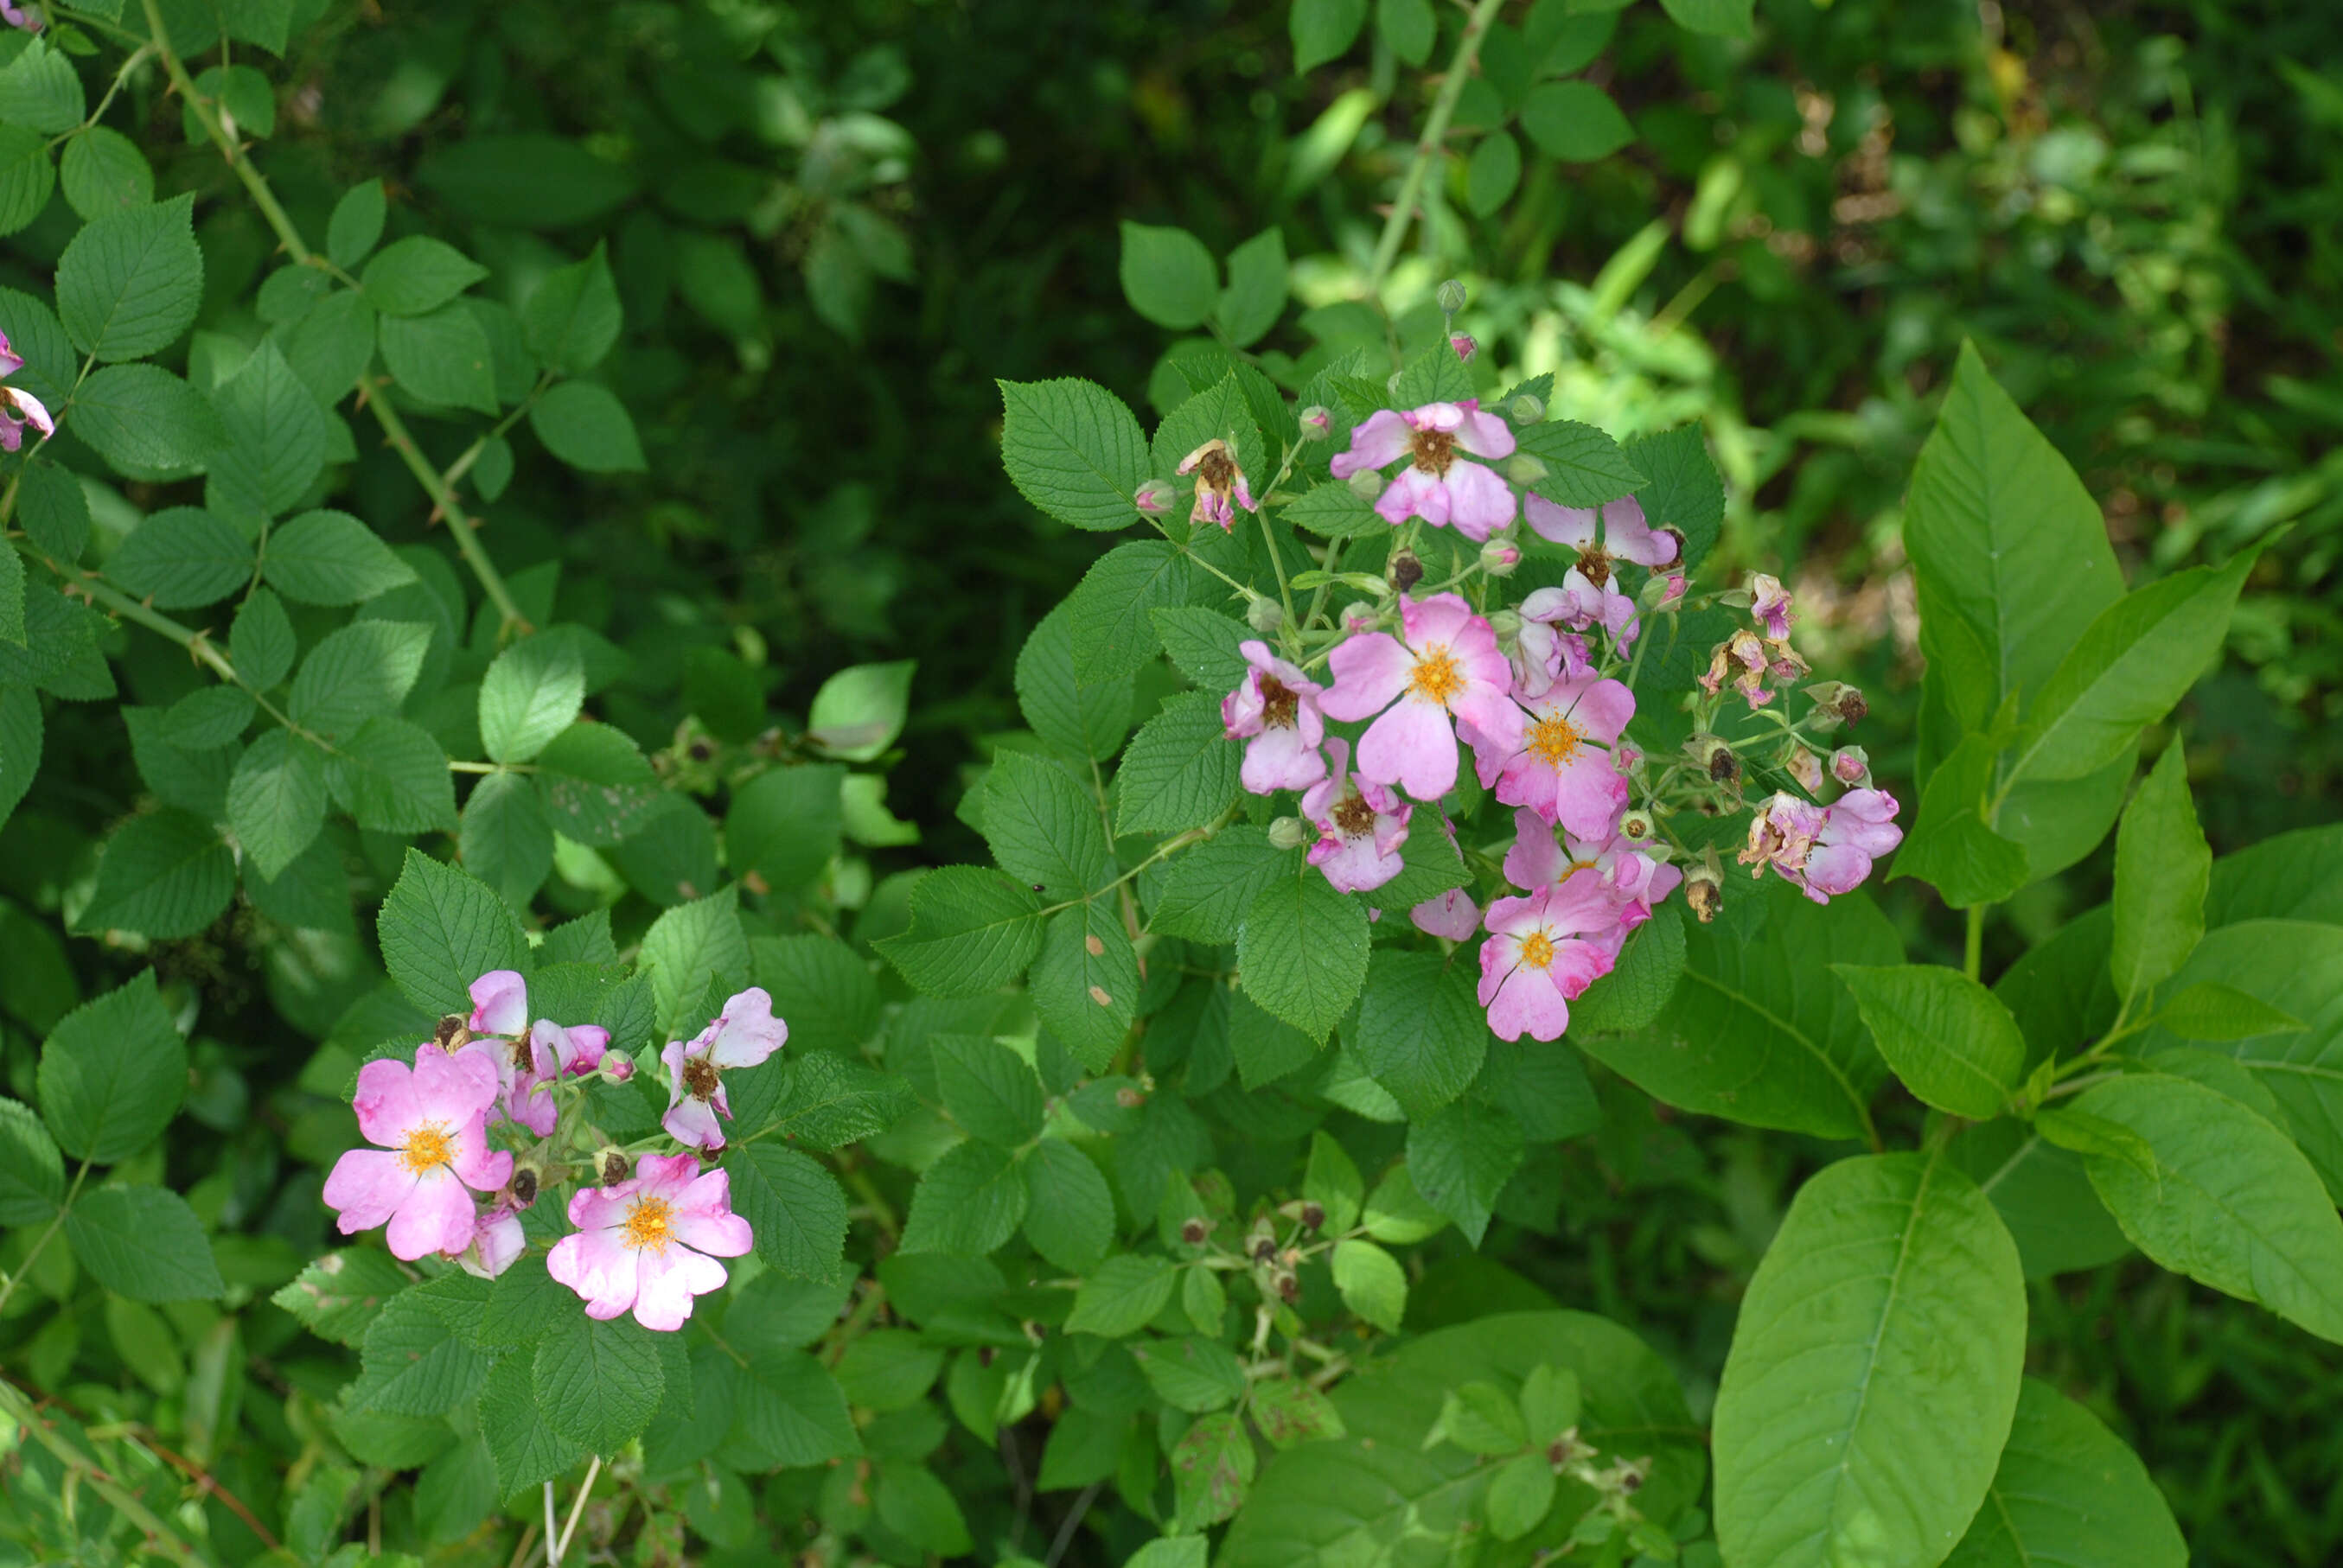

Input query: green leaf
[2072,1072,2343,1342]
[1305,1130,1364,1236]
[232,587,296,688]
[288,619,431,737]
[1892,733,2032,908]
[979,751,1110,898]
[107,507,252,609]
[1291,0,1367,72]
[1127,1539,1209,1568]
[1068,541,1195,683]
[728,1346,860,1467]
[806,659,914,760]
[1353,950,1487,1119]
[1237,871,1369,1043]
[82,809,233,939]
[35,971,184,1163]
[1251,1379,1346,1450]
[2006,551,2256,794]
[353,1294,488,1416]
[1567,902,1687,1034]
[459,769,552,912]
[1465,129,1523,216]
[1713,1152,2026,1568]
[16,461,90,561]
[1173,1410,1256,1529]
[1031,904,1140,1072]
[1066,1253,1178,1337]
[478,634,585,765]
[1216,227,1288,347]
[61,125,152,219]
[1431,1382,1528,1455]
[726,763,844,890]
[326,179,386,269]
[523,242,622,373]
[329,716,457,834]
[2153,978,2307,1042]
[72,363,230,475]
[1331,1238,1407,1331]
[935,1034,1045,1146]
[379,303,499,415]
[0,685,37,832]
[1017,604,1133,760]
[998,378,1149,532]
[378,849,529,1019]
[1519,80,1634,162]
[1119,221,1219,330]
[1407,1100,1523,1246]
[361,236,488,316]
[1625,424,1726,571]
[2110,742,2210,1005]
[1518,1363,1580,1447]
[1280,478,1388,539]
[278,288,378,403]
[227,727,329,878]
[1942,1379,2187,1568]
[1484,1452,1557,1541]
[1657,0,1753,38]
[639,889,750,1036]
[751,935,881,1058]
[1513,417,1645,507]
[1147,825,1300,945]
[1575,876,1896,1139]
[1119,692,1243,834]
[263,509,415,605]
[1022,1139,1114,1272]
[0,40,86,135]
[1135,1335,1247,1413]
[270,1249,413,1347]
[479,1352,587,1501]
[0,125,54,237]
[0,1098,65,1223]
[1377,0,1436,63]
[731,1144,851,1282]
[535,722,661,845]
[529,380,647,473]
[1831,963,2026,1120]
[417,133,639,229]
[900,1140,1028,1257]
[66,1185,224,1302]
[207,340,326,525]
[876,1464,974,1556]
[57,192,201,361]
[534,1312,665,1456]
[877,867,1046,998]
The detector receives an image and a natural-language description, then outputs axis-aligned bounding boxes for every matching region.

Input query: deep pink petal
[350,1059,424,1148]
[1330,410,1411,477]
[1560,678,1636,744]
[323,1149,417,1234]
[1504,810,1565,890]
[1319,634,1414,721]
[448,1113,514,1193]
[1356,699,1458,801]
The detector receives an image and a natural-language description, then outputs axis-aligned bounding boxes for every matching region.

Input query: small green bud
[1246,595,1285,635]
[1435,277,1468,316]
[1267,816,1312,851]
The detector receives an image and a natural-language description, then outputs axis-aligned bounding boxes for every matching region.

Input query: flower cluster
[322,973,786,1330]
[1217,394,1903,1043]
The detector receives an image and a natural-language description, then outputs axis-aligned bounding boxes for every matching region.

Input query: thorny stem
[1364,0,1510,296]
[141,0,531,636]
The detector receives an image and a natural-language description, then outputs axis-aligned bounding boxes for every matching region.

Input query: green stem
[1963,904,1984,981]
[1363,0,1510,295]
[0,1158,87,1317]
[140,0,530,635]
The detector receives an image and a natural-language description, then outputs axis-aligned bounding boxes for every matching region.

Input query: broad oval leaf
[1943,1378,2186,1568]
[1832,963,2025,1120]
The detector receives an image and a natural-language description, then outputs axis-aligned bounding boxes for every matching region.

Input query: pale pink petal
[1549,939,1613,1000]
[1545,866,1625,934]
[1802,843,1873,901]
[456,1208,527,1279]
[323,1150,417,1234]
[1549,756,1626,843]
[1440,460,1516,542]
[557,1024,610,1074]
[1242,726,1327,794]
[1357,698,1458,801]
[468,971,528,1036]
[350,1059,425,1147]
[632,1246,730,1331]
[1375,464,1449,527]
[1400,592,1475,649]
[549,1227,641,1320]
[1482,891,1546,939]
[1299,737,1351,823]
[1486,964,1569,1042]
[1604,497,1678,566]
[1523,495,1597,549]
[447,1113,514,1193]
[1504,810,1565,890]
[1452,405,1516,460]
[384,1169,477,1260]
[705,989,787,1068]
[1319,633,1414,721]
[412,1041,501,1121]
[1449,685,1524,757]
[1561,679,1636,745]
[1330,410,1412,477]
[663,1096,726,1151]
[1310,832,1403,894]
[671,1185,754,1257]
[1410,889,1482,940]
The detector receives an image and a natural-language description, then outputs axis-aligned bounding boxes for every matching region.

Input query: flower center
[1408,647,1464,706]
[1527,715,1583,768]
[1409,426,1456,475]
[1519,932,1556,970]
[622,1196,674,1252]
[509,1036,533,1072]
[1196,445,1236,489]
[1576,546,1612,588]
[1259,674,1299,730]
[682,1055,721,1101]
[1331,793,1379,838]
[401,1123,453,1175]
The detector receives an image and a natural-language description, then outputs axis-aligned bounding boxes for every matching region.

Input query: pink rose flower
[1508,596,1593,704]
[1700,629,1776,710]
[660,987,788,1151]
[1503,808,1682,959]
[0,328,22,379]
[462,972,610,1136]
[547,1154,753,1331]
[1739,792,1828,883]
[1524,494,1681,650]
[1465,675,1635,840]
[1178,439,1257,531]
[1478,873,1619,1042]
[0,386,53,453]
[1319,592,1522,801]
[322,1046,514,1260]
[1222,640,1328,794]
[1750,573,1794,641]
[1803,788,1902,902]
[452,1203,527,1280]
[1410,888,1483,940]
[468,969,529,1036]
[1328,401,1518,541]
[1301,737,1410,894]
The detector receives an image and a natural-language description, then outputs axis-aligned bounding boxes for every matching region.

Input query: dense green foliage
[1,1,2339,1566]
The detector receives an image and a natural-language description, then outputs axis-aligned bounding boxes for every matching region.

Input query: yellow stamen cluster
[1408,647,1464,706]
[401,1124,453,1175]
[622,1196,674,1253]
[1527,715,1583,768]
[1518,932,1556,971]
